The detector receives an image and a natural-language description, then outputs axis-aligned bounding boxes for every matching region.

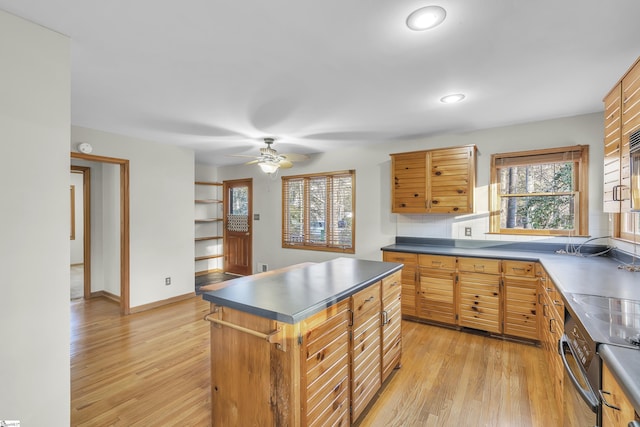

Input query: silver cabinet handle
[598,390,621,411]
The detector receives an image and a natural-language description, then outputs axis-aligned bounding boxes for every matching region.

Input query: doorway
[70,166,91,300]
[71,152,131,315]
[223,178,253,276]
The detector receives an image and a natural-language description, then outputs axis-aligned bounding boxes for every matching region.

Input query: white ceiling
[2,1,640,166]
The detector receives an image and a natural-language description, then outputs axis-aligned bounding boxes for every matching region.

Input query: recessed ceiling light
[406,6,447,31]
[440,94,465,104]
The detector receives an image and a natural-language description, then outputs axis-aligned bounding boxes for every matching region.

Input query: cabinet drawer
[418,254,456,270]
[383,251,418,265]
[381,270,402,300]
[457,257,501,275]
[351,282,381,321]
[503,260,536,277]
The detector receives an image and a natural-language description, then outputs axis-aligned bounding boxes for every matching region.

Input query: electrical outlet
[257,263,268,272]
[165,277,171,286]
[464,227,472,237]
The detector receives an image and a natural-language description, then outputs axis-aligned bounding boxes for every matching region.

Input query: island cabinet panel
[458,271,501,334]
[382,252,417,317]
[301,299,351,427]
[381,271,402,382]
[210,306,299,427]
[350,283,382,422]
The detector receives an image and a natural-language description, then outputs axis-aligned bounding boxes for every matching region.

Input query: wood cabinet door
[427,145,476,213]
[621,59,640,213]
[418,267,457,325]
[604,84,624,213]
[382,252,417,317]
[381,287,402,382]
[503,276,538,340]
[391,151,428,213]
[301,299,351,427]
[601,362,637,427]
[458,272,501,334]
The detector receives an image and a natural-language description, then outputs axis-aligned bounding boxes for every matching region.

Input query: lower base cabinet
[209,270,402,426]
[458,271,501,334]
[601,362,638,427]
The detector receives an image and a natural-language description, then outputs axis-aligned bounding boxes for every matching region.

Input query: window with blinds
[282,170,355,253]
[490,145,589,236]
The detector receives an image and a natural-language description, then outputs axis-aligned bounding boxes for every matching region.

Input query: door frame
[71,166,91,300]
[71,152,131,315]
[223,178,253,275]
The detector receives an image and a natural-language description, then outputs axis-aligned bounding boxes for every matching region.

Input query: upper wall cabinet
[391,145,476,214]
[603,56,640,213]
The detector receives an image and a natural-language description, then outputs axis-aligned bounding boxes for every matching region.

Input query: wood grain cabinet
[391,145,476,214]
[601,362,639,427]
[350,283,382,422]
[417,254,457,325]
[457,257,502,334]
[302,299,351,427]
[381,271,402,383]
[538,269,564,413]
[382,251,418,317]
[503,260,538,340]
[603,56,640,213]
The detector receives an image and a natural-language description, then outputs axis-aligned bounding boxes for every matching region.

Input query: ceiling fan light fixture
[440,93,466,104]
[258,160,280,174]
[407,6,446,31]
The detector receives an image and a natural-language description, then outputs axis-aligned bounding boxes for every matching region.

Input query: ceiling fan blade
[281,153,309,162]
[278,159,294,169]
[244,159,261,165]
[229,154,260,158]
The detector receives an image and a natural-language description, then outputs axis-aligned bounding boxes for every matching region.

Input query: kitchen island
[200,257,403,426]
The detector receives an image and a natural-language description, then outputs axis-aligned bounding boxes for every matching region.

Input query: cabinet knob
[432,200,439,204]
[435,171,442,176]
[457,189,463,194]
[414,193,419,197]
[453,207,459,211]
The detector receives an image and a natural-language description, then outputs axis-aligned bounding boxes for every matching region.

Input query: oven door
[560,335,600,426]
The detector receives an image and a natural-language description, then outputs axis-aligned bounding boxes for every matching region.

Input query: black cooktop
[567,293,640,349]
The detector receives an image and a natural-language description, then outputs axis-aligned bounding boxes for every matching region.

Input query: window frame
[281,169,355,253]
[489,145,589,236]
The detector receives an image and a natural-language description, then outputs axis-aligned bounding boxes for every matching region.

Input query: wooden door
[223,179,252,276]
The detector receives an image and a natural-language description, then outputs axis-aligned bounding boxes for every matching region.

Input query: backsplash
[394,211,611,243]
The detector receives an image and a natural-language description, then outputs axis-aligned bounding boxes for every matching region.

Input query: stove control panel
[568,324,594,369]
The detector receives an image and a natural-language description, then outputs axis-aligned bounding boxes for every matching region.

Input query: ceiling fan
[240,138,309,174]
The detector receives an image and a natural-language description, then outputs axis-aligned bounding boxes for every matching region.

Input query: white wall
[71,126,195,308]
[0,10,71,425]
[217,112,611,272]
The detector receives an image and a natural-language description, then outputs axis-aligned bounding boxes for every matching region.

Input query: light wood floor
[71,297,559,426]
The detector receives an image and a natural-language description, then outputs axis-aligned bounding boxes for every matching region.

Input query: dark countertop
[382,239,640,413]
[599,345,640,414]
[201,257,403,324]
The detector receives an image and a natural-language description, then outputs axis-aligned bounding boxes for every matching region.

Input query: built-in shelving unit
[195,181,223,276]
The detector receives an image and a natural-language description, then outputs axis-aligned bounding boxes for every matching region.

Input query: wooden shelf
[195,199,223,204]
[195,235,223,242]
[195,218,223,223]
[195,181,222,186]
[195,254,224,261]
